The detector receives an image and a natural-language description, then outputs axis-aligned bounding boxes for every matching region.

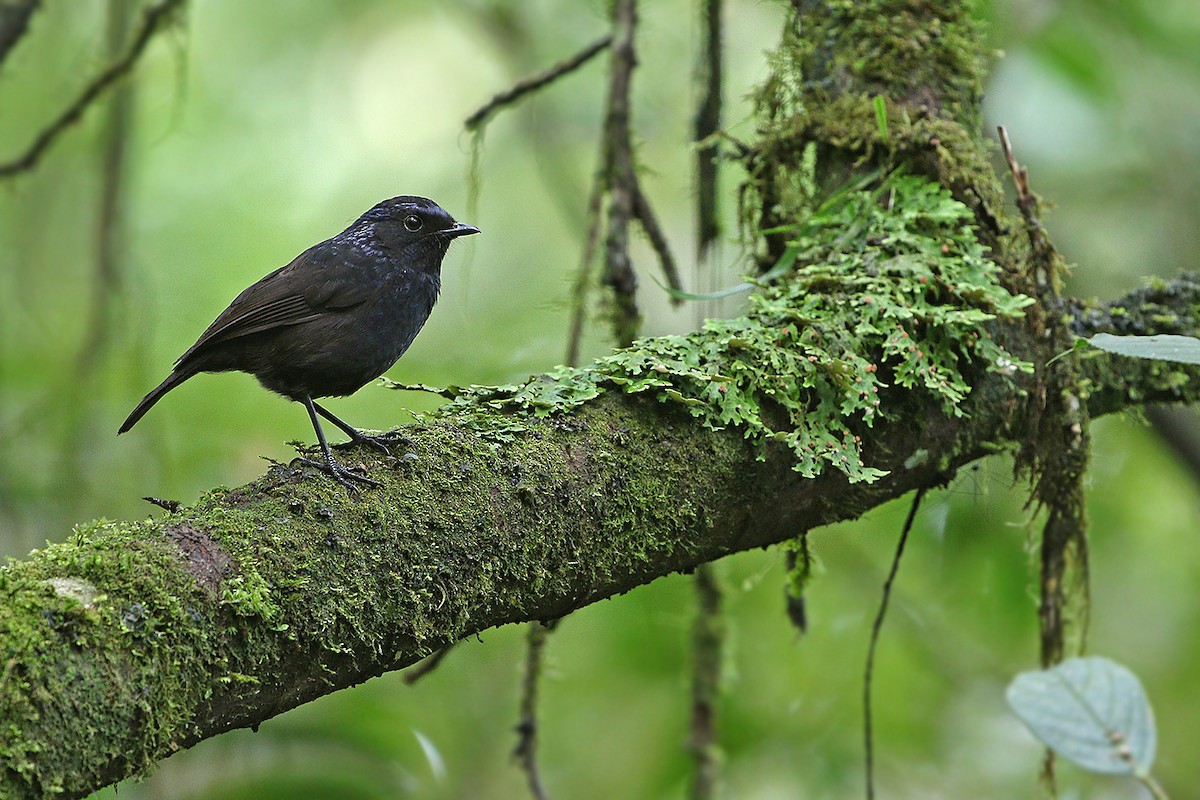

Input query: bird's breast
[346,269,440,379]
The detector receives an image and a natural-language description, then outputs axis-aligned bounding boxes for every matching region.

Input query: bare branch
[76,0,136,374]
[601,0,641,347]
[514,621,551,800]
[565,167,606,366]
[997,125,1059,284]
[0,0,184,179]
[632,179,683,304]
[465,34,613,131]
[695,0,722,261]
[688,564,722,800]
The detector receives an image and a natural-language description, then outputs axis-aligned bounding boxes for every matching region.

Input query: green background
[1,1,1197,797]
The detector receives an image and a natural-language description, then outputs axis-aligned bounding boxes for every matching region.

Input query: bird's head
[345,196,479,266]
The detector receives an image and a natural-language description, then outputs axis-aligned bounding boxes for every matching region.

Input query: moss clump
[743,0,1006,268]
[755,0,986,129]
[0,519,219,797]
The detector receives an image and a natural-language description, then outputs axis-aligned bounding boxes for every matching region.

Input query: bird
[119,195,479,490]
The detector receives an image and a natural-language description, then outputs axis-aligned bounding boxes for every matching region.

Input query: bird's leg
[312,401,409,456]
[296,396,381,490]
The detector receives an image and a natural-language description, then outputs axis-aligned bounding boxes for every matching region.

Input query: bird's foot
[295,455,382,491]
[340,429,411,457]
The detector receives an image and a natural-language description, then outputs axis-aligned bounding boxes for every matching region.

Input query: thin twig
[694,0,722,262]
[465,34,613,131]
[468,10,603,237]
[864,487,926,800]
[997,126,1057,285]
[0,0,41,71]
[631,179,682,304]
[0,0,184,179]
[514,621,550,800]
[601,0,641,347]
[379,378,462,399]
[565,167,607,366]
[76,0,135,374]
[402,644,456,685]
[1001,128,1087,798]
[689,563,722,800]
[996,126,1028,201]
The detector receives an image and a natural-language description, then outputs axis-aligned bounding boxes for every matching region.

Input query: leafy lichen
[433,174,1031,483]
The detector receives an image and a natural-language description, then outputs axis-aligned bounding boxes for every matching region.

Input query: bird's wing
[175,243,375,366]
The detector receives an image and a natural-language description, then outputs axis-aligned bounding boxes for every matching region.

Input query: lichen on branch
[434,173,1031,483]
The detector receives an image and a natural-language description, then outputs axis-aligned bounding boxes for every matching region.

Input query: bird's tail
[118,368,195,434]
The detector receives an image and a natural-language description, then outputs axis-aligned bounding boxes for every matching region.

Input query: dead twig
[514,621,551,800]
[997,126,1058,286]
[565,167,607,366]
[601,0,641,347]
[402,644,457,686]
[689,563,722,800]
[0,0,185,179]
[694,0,722,262]
[632,179,682,305]
[864,487,926,800]
[465,34,613,131]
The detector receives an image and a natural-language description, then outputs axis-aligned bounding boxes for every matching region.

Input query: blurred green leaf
[1087,0,1200,72]
[1030,23,1116,101]
[1084,333,1200,364]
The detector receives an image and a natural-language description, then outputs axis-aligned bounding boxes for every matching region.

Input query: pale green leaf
[1085,333,1200,364]
[1006,657,1156,776]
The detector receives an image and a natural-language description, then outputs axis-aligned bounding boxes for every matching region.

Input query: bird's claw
[294,456,382,491]
[341,429,410,457]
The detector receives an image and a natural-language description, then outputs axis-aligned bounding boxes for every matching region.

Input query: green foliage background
[0,1,1197,797]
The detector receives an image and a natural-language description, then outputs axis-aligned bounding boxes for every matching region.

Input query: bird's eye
[403,214,423,232]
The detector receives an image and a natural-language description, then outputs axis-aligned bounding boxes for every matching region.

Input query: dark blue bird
[119,196,479,489]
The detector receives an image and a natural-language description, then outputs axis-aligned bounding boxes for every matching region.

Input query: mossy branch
[4,1,1199,798]
[2,273,1197,798]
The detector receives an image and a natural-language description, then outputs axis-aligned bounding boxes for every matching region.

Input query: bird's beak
[443,222,481,239]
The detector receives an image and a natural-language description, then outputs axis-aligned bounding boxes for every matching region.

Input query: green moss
[0,396,759,797]
[0,519,218,796]
[743,0,1006,267]
[220,573,280,621]
[755,0,986,130]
